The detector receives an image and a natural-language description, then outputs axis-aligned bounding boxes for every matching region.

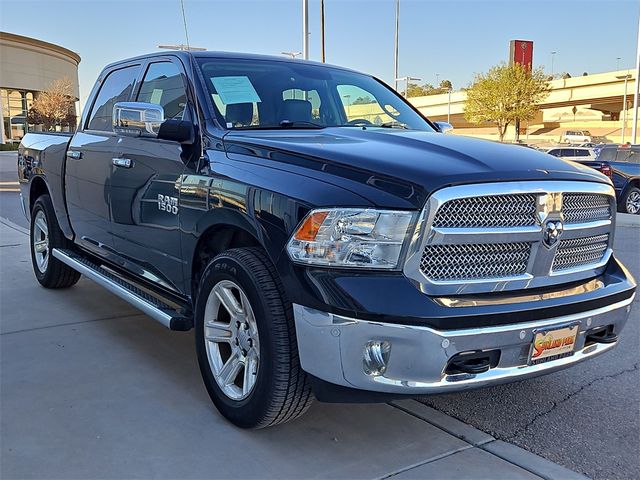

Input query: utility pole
[302,0,309,60]
[320,0,326,63]
[394,0,399,90]
[632,14,640,144]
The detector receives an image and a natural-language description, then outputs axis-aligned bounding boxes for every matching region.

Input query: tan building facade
[0,31,80,143]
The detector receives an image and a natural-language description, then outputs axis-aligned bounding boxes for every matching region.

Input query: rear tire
[621,187,640,215]
[30,194,81,288]
[194,247,313,428]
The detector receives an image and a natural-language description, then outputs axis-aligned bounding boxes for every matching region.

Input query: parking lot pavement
[0,219,585,480]
[420,224,640,480]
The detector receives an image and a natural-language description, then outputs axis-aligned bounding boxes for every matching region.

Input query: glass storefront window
[1,88,36,142]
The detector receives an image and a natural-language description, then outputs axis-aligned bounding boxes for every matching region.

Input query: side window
[336,85,401,125]
[575,149,589,157]
[86,66,139,131]
[137,62,187,120]
[561,149,575,157]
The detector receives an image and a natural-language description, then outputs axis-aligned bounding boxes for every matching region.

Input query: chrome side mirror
[113,102,164,138]
[434,121,453,134]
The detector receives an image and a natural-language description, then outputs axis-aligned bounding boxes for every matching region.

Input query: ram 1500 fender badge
[158,194,178,215]
[543,220,563,248]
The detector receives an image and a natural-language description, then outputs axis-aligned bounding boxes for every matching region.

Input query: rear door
[109,58,189,291]
[66,63,140,256]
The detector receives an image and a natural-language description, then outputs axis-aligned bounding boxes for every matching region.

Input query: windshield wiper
[233,121,325,130]
[379,121,409,129]
[279,120,325,129]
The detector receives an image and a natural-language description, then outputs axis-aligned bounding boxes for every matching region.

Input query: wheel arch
[29,176,50,213]
[189,214,278,299]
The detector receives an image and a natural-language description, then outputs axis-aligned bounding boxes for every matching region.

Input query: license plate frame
[528,323,579,365]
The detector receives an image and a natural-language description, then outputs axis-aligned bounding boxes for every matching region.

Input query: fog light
[363,340,391,376]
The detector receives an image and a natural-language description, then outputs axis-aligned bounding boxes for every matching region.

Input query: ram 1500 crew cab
[18,52,636,428]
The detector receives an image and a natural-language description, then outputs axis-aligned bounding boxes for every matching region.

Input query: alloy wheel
[203,279,260,401]
[32,210,49,273]
[626,191,640,215]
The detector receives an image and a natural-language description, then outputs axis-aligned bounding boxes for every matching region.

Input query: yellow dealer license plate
[529,324,579,365]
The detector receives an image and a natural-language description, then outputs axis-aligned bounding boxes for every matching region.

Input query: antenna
[179,0,206,163]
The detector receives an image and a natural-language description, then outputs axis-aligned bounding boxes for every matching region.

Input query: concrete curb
[617,213,640,227]
[390,400,588,480]
[0,216,29,235]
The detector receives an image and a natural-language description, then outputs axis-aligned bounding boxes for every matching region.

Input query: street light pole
[281,51,302,59]
[396,76,421,98]
[551,51,557,77]
[394,0,400,91]
[302,0,309,60]
[632,14,640,144]
[447,87,452,124]
[617,57,621,71]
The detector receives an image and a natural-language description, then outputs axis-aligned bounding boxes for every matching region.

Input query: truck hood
[223,128,609,209]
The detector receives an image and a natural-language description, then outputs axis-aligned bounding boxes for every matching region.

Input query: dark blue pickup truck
[575,145,640,214]
[18,51,636,428]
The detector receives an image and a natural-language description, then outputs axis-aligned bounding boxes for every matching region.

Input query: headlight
[286,208,416,269]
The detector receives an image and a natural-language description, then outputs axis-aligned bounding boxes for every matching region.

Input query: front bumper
[293,293,634,395]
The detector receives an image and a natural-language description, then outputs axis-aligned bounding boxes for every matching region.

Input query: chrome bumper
[293,295,634,394]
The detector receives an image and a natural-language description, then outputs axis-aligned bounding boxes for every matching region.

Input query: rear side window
[137,62,188,120]
[86,65,139,132]
[575,149,590,157]
[561,149,574,157]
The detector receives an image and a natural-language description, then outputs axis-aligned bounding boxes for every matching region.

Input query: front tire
[621,187,640,215]
[195,247,313,428]
[30,194,81,288]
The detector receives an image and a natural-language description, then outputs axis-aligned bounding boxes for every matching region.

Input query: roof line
[0,31,81,64]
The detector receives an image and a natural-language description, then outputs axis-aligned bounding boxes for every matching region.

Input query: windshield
[197,57,434,131]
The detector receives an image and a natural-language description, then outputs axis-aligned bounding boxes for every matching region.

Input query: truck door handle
[112,157,132,168]
[66,151,82,159]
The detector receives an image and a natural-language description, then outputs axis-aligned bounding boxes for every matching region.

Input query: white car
[545,147,597,161]
[562,130,593,144]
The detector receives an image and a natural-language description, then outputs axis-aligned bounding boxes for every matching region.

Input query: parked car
[562,130,593,144]
[18,52,636,428]
[571,144,640,214]
[545,146,597,161]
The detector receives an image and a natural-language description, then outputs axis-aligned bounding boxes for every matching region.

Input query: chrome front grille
[420,242,531,281]
[562,194,611,224]
[404,181,615,295]
[552,234,609,271]
[432,194,537,228]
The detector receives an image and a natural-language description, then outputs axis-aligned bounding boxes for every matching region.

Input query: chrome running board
[52,248,192,331]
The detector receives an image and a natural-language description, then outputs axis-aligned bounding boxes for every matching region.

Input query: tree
[406,83,431,97]
[27,77,76,131]
[352,95,374,105]
[405,81,453,98]
[464,63,550,142]
[439,79,453,90]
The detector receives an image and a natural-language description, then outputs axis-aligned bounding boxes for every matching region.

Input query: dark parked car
[18,52,636,428]
[571,144,640,214]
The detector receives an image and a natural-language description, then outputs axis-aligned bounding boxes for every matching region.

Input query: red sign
[509,40,533,70]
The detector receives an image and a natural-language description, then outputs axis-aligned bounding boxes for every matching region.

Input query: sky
[1,0,638,110]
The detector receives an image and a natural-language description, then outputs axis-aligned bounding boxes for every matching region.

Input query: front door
[109,59,189,292]
[66,64,140,256]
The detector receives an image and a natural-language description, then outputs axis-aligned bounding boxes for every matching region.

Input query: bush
[0,143,20,151]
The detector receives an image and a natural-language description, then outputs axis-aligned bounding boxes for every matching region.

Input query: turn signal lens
[293,211,329,241]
